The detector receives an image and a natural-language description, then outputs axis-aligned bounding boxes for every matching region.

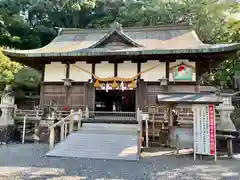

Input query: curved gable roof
[3,23,240,58]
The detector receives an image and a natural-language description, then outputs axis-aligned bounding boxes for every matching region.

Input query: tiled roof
[2,23,240,58]
[157,93,221,104]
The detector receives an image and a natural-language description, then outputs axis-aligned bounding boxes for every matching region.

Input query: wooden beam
[40,64,45,106]
[66,63,70,78]
[114,63,118,77]
[137,62,141,79]
[166,61,169,79]
[92,64,95,79]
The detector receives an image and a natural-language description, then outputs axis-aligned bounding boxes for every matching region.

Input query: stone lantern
[0,85,15,144]
[216,90,237,132]
[216,88,239,157]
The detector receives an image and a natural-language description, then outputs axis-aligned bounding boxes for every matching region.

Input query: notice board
[193,104,216,156]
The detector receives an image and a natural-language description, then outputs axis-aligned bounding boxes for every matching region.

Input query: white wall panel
[95,62,114,78]
[141,61,166,82]
[44,62,66,82]
[70,62,92,82]
[118,61,137,78]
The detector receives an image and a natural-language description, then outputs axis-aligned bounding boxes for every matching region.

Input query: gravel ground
[0,144,240,180]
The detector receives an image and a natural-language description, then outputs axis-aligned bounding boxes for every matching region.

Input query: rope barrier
[72,62,161,88]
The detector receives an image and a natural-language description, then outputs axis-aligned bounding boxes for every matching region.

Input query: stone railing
[48,109,82,149]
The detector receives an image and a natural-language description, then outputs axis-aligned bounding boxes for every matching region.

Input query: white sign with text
[193,104,216,156]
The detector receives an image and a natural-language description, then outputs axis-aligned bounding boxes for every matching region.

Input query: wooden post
[85,106,89,119]
[22,115,27,144]
[145,117,149,148]
[13,105,17,118]
[59,111,62,120]
[137,110,142,153]
[69,109,74,133]
[176,134,180,156]
[152,106,155,141]
[36,109,39,118]
[60,122,65,141]
[137,109,142,156]
[78,109,82,130]
[49,127,55,149]
[34,121,40,143]
[64,123,68,137]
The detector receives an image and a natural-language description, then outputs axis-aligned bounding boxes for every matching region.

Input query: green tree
[0,47,22,85]
[0,0,239,88]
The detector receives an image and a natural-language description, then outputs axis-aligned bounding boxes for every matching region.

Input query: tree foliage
[0,47,22,84]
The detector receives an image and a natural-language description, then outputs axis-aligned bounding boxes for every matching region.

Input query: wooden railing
[83,111,136,121]
[48,109,83,149]
[14,109,44,143]
[14,108,44,121]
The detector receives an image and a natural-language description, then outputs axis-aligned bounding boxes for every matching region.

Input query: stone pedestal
[0,125,15,144]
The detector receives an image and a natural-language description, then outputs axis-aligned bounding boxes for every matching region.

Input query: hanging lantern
[129,80,136,89]
[94,79,101,88]
[112,80,118,89]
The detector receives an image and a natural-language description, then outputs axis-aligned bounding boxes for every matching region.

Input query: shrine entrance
[95,90,136,112]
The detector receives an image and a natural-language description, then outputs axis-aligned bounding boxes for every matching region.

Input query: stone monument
[0,85,15,144]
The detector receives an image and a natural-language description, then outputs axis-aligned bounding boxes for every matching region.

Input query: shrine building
[3,22,240,112]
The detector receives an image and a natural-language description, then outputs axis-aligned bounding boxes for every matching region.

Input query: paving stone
[0,144,240,180]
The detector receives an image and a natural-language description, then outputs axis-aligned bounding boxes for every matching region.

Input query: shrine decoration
[73,63,162,89]
[112,80,118,89]
[94,79,101,88]
[169,62,196,82]
[129,80,136,89]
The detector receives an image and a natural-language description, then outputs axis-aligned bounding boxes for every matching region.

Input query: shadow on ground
[0,144,239,180]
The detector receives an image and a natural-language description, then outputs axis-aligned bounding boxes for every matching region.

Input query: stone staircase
[46,123,140,161]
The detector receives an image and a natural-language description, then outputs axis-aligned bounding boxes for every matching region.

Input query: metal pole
[214,108,217,162]
[145,118,149,148]
[22,115,27,144]
[192,107,196,161]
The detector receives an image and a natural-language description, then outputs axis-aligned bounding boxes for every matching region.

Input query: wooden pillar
[195,60,200,93]
[136,79,146,111]
[64,63,70,106]
[114,63,118,77]
[85,82,95,111]
[137,62,141,79]
[39,64,45,106]
[165,61,169,92]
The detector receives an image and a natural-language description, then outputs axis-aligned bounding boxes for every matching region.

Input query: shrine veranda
[3,23,240,148]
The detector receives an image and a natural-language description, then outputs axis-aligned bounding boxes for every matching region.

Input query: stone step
[46,124,139,161]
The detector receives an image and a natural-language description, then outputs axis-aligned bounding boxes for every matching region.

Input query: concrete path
[0,144,240,180]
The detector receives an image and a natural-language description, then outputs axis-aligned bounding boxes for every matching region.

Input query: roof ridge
[89,30,143,48]
[58,24,191,35]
